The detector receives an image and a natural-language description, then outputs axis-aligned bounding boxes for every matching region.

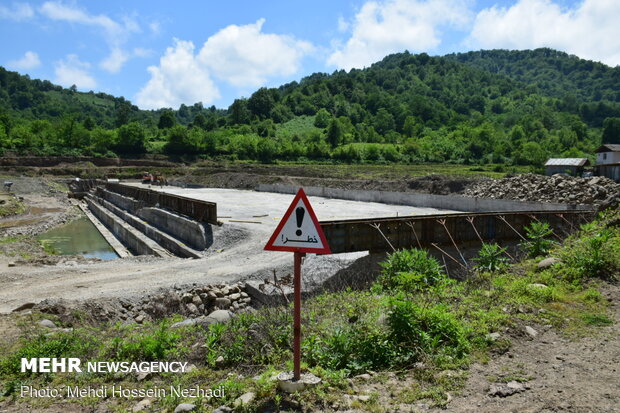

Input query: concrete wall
[137,207,210,250]
[98,188,209,250]
[98,189,141,212]
[86,197,170,257]
[256,184,591,212]
[94,197,201,258]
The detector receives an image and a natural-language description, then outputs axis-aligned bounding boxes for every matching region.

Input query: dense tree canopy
[1,48,618,165]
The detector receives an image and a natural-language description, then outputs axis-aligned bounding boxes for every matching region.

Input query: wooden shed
[544,158,590,176]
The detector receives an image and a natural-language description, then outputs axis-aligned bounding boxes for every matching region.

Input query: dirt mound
[406,174,474,194]
[464,174,620,207]
[182,172,478,195]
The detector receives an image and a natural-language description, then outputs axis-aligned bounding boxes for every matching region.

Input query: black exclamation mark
[295,207,305,236]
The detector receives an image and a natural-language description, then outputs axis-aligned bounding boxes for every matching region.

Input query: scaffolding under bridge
[320,209,596,257]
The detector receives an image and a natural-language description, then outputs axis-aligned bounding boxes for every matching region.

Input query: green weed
[473,243,510,272]
[378,249,447,292]
[581,313,613,326]
[523,221,555,258]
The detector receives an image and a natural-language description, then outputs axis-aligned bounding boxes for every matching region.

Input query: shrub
[0,335,76,377]
[523,222,555,258]
[206,310,291,367]
[108,321,179,361]
[562,229,614,281]
[303,327,397,375]
[474,243,509,272]
[379,249,446,292]
[387,299,470,362]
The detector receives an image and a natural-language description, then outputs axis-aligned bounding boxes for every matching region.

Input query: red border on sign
[264,188,331,254]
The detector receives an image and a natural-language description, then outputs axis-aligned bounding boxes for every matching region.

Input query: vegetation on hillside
[1,48,619,165]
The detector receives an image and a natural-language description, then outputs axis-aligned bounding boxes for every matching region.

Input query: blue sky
[1,0,618,110]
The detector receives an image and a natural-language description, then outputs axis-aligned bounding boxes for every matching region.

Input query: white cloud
[40,1,125,40]
[468,0,620,67]
[99,48,152,73]
[135,39,220,110]
[149,21,161,35]
[197,18,313,88]
[100,48,128,73]
[0,2,34,20]
[40,1,141,73]
[133,47,153,58]
[54,54,97,90]
[328,0,471,70]
[338,16,350,33]
[7,51,41,70]
[136,19,313,109]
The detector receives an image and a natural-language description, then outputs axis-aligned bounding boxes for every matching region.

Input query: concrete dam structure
[70,181,595,264]
[71,181,215,259]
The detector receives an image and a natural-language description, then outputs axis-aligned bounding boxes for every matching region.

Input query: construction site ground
[0,168,619,413]
[0,177,456,314]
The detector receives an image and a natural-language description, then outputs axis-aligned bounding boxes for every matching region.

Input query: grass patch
[581,313,613,326]
[0,196,26,218]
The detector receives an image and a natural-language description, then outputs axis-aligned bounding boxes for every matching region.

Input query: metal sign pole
[293,251,305,381]
[263,188,331,383]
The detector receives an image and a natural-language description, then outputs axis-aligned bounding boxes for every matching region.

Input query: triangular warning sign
[264,188,331,254]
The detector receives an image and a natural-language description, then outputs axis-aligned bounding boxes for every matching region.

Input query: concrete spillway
[74,184,212,258]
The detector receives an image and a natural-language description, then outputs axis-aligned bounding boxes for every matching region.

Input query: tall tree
[327,118,343,148]
[115,122,146,154]
[602,117,620,144]
[248,88,276,119]
[229,99,252,124]
[158,110,176,129]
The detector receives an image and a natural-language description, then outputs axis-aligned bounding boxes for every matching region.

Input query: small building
[595,144,620,165]
[594,145,620,182]
[544,158,590,176]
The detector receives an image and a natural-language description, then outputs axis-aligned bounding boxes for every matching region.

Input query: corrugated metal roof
[595,144,620,153]
[544,158,590,167]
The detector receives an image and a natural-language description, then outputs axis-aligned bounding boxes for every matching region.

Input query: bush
[205,310,291,367]
[523,222,555,258]
[379,249,446,292]
[304,327,397,375]
[474,243,509,272]
[388,299,470,362]
[562,229,614,281]
[0,335,76,377]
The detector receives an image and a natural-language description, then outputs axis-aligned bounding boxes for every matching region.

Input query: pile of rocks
[131,282,252,323]
[463,174,620,207]
[33,282,252,325]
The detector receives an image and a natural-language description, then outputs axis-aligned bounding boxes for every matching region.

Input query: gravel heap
[463,174,620,207]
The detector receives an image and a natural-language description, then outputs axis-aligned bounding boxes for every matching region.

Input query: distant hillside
[1,48,619,164]
[0,67,149,128]
[446,48,620,103]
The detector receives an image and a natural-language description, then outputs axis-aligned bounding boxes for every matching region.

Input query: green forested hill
[446,48,620,103]
[1,48,619,164]
[0,67,147,128]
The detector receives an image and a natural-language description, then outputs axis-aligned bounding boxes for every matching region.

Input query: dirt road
[431,283,620,413]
